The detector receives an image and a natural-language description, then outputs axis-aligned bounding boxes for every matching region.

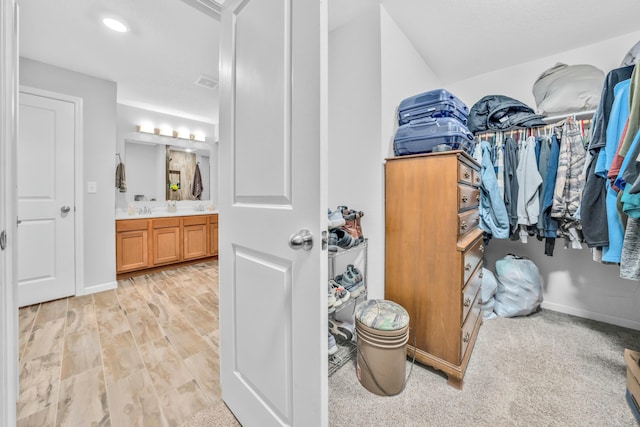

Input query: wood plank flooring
[16,260,224,427]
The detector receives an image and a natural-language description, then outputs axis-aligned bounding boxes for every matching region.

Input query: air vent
[195,75,218,89]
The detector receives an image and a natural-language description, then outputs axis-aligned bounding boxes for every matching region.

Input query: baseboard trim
[82,281,117,296]
[541,301,640,331]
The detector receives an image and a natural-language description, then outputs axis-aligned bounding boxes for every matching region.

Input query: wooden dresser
[384,151,483,389]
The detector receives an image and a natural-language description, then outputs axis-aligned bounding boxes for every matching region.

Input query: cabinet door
[184,224,209,260]
[116,230,149,273]
[152,227,181,265]
[209,215,218,257]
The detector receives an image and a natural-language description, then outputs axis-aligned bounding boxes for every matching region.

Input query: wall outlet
[87,181,97,193]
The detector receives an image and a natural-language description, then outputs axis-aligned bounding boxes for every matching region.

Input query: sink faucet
[137,206,152,215]
[194,205,205,212]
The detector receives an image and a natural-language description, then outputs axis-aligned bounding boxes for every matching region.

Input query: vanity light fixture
[136,124,207,142]
[102,17,129,33]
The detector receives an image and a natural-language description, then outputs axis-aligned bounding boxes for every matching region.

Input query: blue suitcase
[393,116,474,156]
[398,89,469,126]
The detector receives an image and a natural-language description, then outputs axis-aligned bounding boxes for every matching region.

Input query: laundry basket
[354,299,410,396]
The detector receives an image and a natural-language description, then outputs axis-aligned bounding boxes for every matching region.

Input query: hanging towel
[115,162,127,193]
[192,163,203,200]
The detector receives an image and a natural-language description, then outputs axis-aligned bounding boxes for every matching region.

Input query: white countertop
[115,209,218,220]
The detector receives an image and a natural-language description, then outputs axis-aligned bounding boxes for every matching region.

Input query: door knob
[61,206,71,214]
[289,229,313,251]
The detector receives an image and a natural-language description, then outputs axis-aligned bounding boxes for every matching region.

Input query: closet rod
[542,109,596,123]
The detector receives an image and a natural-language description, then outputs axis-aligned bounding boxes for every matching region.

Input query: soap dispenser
[128,202,135,215]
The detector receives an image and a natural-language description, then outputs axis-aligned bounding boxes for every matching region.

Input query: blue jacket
[478,141,510,239]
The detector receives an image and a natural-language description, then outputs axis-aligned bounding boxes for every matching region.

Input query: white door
[1,0,19,424]
[219,0,328,425]
[17,91,76,307]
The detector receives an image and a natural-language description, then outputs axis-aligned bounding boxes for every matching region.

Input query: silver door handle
[61,206,71,214]
[289,229,313,251]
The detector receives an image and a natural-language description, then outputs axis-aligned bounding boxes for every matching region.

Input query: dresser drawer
[460,291,481,361]
[458,161,474,185]
[458,184,480,211]
[458,209,480,238]
[472,169,481,187]
[462,236,484,285]
[462,263,482,323]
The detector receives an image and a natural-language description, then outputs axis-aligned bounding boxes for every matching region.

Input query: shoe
[336,269,364,298]
[329,279,350,305]
[328,332,338,356]
[328,209,345,229]
[328,228,354,252]
[328,289,336,314]
[347,264,363,283]
[329,318,354,341]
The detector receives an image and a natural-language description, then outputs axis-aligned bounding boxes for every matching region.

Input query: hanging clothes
[503,137,519,236]
[516,136,543,226]
[542,134,561,256]
[536,136,552,237]
[192,163,203,200]
[478,140,509,239]
[115,162,127,193]
[551,119,586,222]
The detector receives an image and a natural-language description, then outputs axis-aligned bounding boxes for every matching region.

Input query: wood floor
[16,260,223,427]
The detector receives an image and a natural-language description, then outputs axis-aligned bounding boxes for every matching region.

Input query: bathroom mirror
[123,138,211,202]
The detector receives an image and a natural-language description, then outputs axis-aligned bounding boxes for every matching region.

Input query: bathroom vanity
[115,210,218,278]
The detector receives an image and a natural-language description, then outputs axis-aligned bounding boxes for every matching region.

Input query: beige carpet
[180,309,640,426]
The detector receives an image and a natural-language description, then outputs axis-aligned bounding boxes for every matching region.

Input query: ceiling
[18,0,640,125]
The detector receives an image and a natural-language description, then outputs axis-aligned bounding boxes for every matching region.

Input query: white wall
[329,4,383,294]
[328,6,443,299]
[447,31,640,330]
[448,30,640,111]
[116,104,217,208]
[20,57,117,292]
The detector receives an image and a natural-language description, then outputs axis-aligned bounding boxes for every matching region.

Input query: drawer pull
[461,194,468,203]
[463,332,471,343]
[465,263,472,271]
[479,245,485,253]
[464,297,472,307]
[464,170,471,179]
[476,194,480,202]
[461,221,468,231]
[475,176,481,183]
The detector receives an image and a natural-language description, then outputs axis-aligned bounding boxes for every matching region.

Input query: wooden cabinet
[116,219,149,273]
[183,216,209,260]
[385,151,482,389]
[209,214,219,257]
[152,218,182,265]
[116,213,218,277]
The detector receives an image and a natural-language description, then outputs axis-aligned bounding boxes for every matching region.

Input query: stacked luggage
[393,89,474,156]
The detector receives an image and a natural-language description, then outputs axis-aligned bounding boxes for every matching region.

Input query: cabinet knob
[461,194,468,203]
[475,176,480,184]
[476,194,480,202]
[463,332,471,343]
[464,170,471,179]
[479,245,485,253]
[465,263,472,271]
[460,221,468,231]
[464,297,472,307]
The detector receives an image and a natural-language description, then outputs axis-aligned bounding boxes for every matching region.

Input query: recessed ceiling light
[103,17,129,33]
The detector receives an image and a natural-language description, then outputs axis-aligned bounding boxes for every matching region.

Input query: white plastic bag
[494,254,543,317]
[480,267,498,320]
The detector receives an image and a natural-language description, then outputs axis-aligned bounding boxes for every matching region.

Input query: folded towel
[192,164,203,200]
[115,162,127,193]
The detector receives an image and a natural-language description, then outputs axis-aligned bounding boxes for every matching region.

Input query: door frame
[18,85,84,299]
[1,0,18,424]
